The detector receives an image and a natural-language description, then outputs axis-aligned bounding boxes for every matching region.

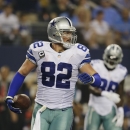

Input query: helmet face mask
[47,17,77,49]
[103,44,123,69]
[60,30,77,47]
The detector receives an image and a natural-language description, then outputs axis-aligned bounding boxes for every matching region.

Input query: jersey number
[77,44,87,52]
[41,62,72,89]
[100,78,118,91]
[33,41,43,48]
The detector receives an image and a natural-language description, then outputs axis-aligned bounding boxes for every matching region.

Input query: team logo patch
[38,51,45,58]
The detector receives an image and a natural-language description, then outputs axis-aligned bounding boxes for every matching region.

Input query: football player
[6,16,102,130]
[84,44,128,130]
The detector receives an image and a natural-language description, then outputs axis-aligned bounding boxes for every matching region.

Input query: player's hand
[101,91,120,103]
[78,73,93,84]
[5,96,22,114]
[112,107,124,127]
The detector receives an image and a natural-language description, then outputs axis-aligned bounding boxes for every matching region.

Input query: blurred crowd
[0,0,130,49]
[0,66,37,130]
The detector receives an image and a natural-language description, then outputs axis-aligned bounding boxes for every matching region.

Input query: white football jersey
[26,41,91,109]
[88,59,127,115]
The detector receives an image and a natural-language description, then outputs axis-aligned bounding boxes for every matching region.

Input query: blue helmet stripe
[66,17,71,26]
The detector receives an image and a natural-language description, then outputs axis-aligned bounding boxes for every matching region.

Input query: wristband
[91,73,101,87]
[7,72,25,97]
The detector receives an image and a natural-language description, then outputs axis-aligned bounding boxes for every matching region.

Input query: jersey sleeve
[117,64,128,82]
[79,51,91,68]
[76,44,91,68]
[26,41,44,64]
[120,65,128,81]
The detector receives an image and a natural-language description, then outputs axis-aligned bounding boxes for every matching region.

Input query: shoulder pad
[26,41,46,64]
[118,64,128,78]
[90,60,103,71]
[30,41,45,51]
[75,43,89,56]
[75,43,91,67]
[91,59,102,65]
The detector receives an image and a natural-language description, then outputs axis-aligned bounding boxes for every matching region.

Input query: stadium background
[0,0,130,130]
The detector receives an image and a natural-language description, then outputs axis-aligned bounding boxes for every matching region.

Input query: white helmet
[47,17,77,49]
[103,44,123,69]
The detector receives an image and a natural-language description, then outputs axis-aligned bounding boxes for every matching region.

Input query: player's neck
[51,43,66,53]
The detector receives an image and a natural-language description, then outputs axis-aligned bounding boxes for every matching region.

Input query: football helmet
[47,17,77,49]
[103,44,123,69]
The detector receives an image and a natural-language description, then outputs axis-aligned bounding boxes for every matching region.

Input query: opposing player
[5,17,102,130]
[84,44,128,130]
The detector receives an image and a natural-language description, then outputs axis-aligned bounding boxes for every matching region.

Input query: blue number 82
[41,62,72,89]
[77,44,87,52]
[100,78,118,91]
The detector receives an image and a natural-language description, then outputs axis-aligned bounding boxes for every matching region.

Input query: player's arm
[88,86,102,96]
[7,59,36,97]
[112,80,125,127]
[78,63,101,88]
[112,66,127,127]
[80,62,97,75]
[88,85,120,103]
[116,80,124,107]
[79,62,120,103]
[5,59,36,114]
[18,59,36,76]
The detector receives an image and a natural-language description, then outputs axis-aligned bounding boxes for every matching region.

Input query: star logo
[50,20,56,27]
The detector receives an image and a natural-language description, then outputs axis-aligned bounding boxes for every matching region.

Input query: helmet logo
[47,17,77,49]
[50,20,56,27]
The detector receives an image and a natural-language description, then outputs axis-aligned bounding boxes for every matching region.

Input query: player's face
[107,60,115,66]
[106,56,118,66]
[61,31,73,43]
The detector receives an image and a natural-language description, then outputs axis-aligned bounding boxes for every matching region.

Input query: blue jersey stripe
[28,49,33,55]
[26,52,36,63]
[85,54,91,58]
[80,59,91,65]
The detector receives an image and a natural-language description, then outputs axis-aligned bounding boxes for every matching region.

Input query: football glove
[112,107,124,127]
[101,91,121,103]
[78,73,93,84]
[5,96,22,114]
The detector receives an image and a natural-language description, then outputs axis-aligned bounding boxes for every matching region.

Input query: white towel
[32,105,47,130]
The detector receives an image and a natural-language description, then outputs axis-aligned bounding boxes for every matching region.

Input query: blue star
[50,20,56,27]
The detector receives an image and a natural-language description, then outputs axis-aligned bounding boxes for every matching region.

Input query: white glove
[112,107,124,127]
[101,91,120,103]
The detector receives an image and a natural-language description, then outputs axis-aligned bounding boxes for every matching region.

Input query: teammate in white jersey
[5,17,102,130]
[84,44,128,130]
